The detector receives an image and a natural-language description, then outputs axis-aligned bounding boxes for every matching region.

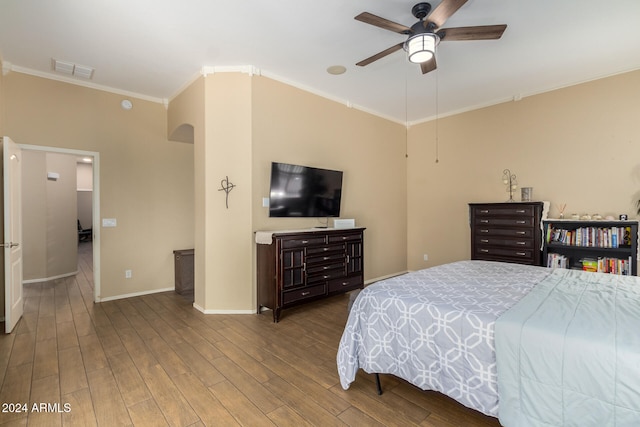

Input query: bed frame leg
[375,373,383,395]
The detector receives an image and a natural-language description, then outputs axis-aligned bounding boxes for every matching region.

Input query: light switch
[102,218,117,227]
[262,197,269,208]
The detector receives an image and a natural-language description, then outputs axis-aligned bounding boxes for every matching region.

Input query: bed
[336,260,640,426]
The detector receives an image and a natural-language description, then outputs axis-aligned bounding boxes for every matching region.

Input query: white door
[3,136,23,333]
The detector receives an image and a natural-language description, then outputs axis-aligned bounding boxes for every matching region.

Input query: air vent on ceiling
[52,58,94,79]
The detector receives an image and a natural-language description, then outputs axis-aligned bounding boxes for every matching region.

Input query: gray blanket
[337,260,551,416]
[496,268,640,426]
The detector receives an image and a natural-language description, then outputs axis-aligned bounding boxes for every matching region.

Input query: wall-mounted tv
[269,162,343,218]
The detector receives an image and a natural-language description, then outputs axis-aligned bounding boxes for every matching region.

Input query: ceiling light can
[326,65,347,75]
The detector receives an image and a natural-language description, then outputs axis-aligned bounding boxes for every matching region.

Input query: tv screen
[269,162,343,218]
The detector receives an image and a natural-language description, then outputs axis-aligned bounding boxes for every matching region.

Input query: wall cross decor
[218,176,236,209]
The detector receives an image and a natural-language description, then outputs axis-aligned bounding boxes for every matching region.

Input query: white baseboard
[23,270,79,284]
[97,287,174,302]
[365,270,408,286]
[193,303,255,315]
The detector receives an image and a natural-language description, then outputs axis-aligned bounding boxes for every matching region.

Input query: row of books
[546,253,633,275]
[546,224,632,248]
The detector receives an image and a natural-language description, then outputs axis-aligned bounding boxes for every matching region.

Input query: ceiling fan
[355,0,507,74]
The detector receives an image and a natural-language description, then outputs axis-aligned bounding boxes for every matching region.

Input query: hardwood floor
[0,242,502,426]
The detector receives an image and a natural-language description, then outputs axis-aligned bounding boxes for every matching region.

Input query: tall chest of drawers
[469,202,544,266]
[256,228,365,322]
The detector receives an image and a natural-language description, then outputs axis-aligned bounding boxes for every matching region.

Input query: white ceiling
[1,0,640,124]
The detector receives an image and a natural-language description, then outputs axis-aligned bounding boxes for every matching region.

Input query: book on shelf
[546,253,567,269]
[546,254,633,275]
[595,256,633,275]
[545,223,631,248]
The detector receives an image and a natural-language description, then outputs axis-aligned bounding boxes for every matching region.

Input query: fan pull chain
[405,64,409,159]
[435,69,439,163]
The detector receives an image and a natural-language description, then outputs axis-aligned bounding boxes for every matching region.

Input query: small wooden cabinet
[469,202,544,266]
[256,228,365,322]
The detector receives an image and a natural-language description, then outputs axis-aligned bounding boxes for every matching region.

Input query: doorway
[20,144,100,302]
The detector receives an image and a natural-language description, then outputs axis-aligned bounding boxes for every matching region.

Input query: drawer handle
[480,219,489,223]
[516,220,526,224]
[516,252,526,256]
[341,282,349,286]
[480,210,489,213]
[480,249,489,253]
[515,210,526,213]
[301,292,310,296]
[323,275,330,279]
[516,242,526,245]
[480,229,489,233]
[301,240,309,244]
[516,231,526,235]
[481,239,489,243]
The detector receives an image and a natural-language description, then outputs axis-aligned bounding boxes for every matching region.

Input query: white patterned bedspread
[336,260,552,417]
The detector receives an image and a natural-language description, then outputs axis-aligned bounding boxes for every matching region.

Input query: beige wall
[167,76,204,307]
[77,161,93,231]
[0,60,4,135]
[251,76,408,282]
[5,61,637,312]
[22,151,78,281]
[4,72,194,299]
[407,69,640,271]
[168,72,408,313]
[202,73,253,311]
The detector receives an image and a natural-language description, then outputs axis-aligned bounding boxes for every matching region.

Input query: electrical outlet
[423,254,429,261]
[125,269,132,279]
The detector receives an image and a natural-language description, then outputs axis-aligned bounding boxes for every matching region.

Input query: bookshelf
[542,220,638,275]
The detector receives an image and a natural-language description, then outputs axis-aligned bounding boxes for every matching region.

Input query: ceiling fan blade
[355,12,411,34]
[427,0,468,28]
[420,57,437,74]
[356,43,404,67]
[439,24,507,41]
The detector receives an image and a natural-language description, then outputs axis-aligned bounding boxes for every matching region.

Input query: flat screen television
[269,162,343,218]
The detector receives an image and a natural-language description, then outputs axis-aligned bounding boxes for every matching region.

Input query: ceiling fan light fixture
[405,33,439,64]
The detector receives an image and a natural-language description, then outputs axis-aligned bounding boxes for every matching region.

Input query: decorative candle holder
[502,169,517,202]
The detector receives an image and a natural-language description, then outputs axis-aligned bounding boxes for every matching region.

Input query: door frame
[20,144,101,302]
[4,137,23,332]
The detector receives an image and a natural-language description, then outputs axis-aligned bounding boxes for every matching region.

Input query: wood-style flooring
[0,241,502,426]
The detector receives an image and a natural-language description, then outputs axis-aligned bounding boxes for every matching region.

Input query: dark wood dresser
[469,202,544,266]
[256,227,365,322]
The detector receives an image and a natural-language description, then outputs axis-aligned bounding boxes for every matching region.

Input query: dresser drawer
[282,283,326,304]
[307,243,342,254]
[328,234,361,244]
[307,263,346,283]
[281,236,326,248]
[475,228,533,238]
[469,202,543,267]
[328,276,363,293]
[475,217,535,227]
[306,252,344,265]
[307,243,343,258]
[475,247,533,260]
[476,237,533,248]
[472,206,535,217]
